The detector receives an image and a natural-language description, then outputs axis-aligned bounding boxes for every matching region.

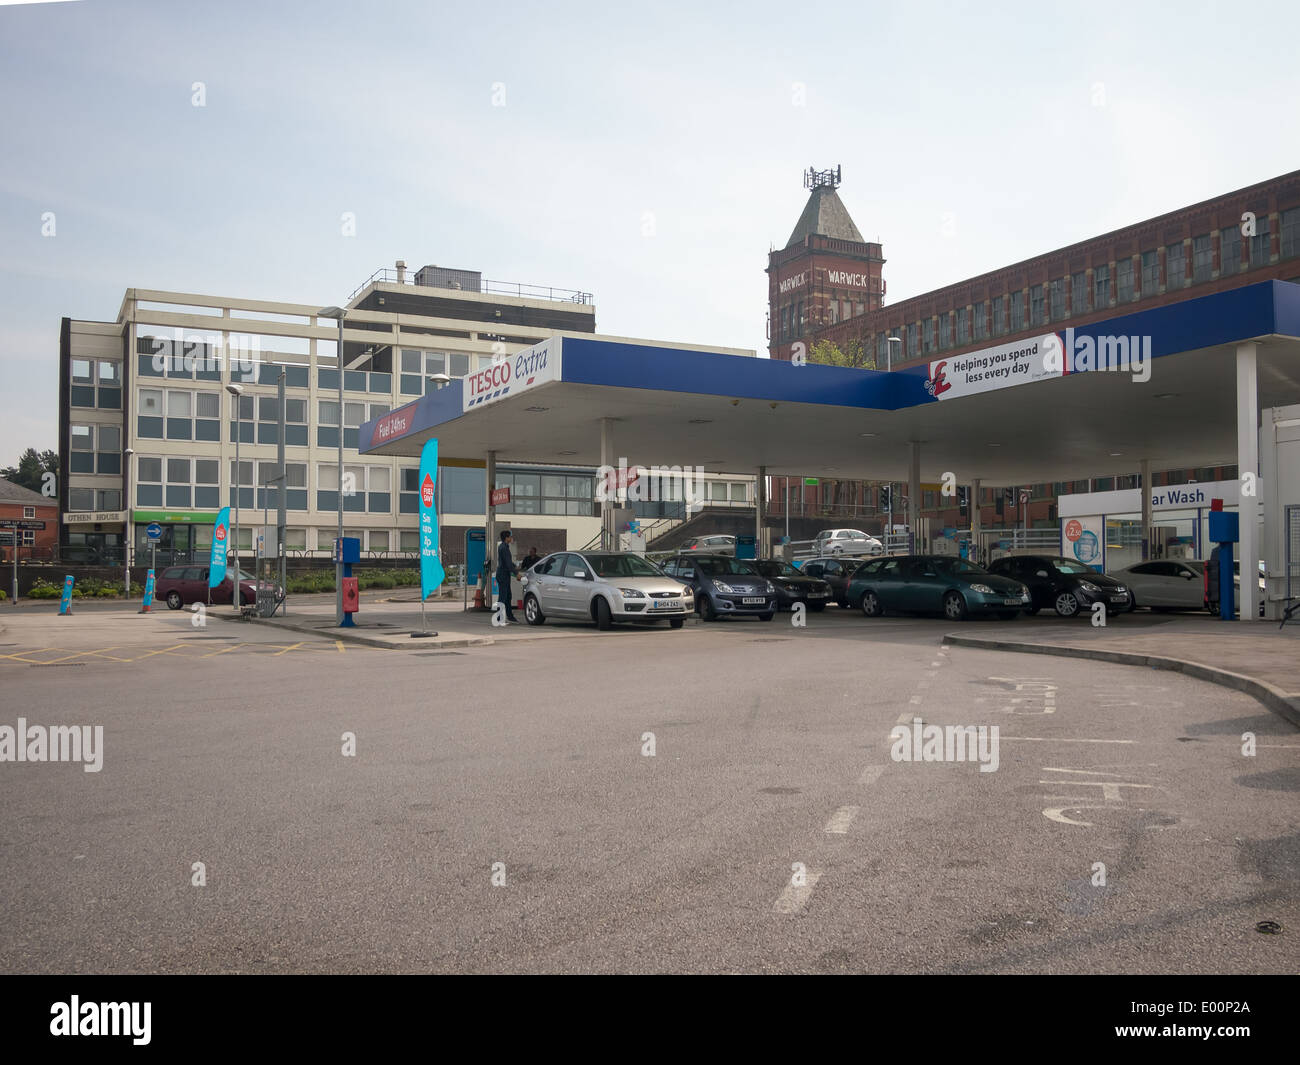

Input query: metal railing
[348,267,593,306]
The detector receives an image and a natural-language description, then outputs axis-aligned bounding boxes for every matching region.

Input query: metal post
[10,540,16,605]
[785,478,790,543]
[336,315,344,626]
[277,369,287,616]
[123,447,133,598]
[233,402,241,611]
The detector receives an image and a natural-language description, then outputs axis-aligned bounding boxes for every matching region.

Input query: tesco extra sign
[463,337,561,411]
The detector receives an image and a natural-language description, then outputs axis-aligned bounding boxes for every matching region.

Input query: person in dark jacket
[496,530,519,623]
[520,546,542,570]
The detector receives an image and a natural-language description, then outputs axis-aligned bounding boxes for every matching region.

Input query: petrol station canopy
[360,280,1300,486]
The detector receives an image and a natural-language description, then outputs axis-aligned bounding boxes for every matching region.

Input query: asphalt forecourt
[1,617,1294,993]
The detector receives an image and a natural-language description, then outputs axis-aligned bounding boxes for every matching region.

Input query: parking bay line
[1001,737,1137,745]
[773,870,823,914]
[824,805,861,834]
[858,765,884,786]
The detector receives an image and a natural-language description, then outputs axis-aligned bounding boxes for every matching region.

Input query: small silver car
[521,551,693,630]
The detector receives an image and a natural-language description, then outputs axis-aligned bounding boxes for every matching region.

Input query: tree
[1,448,58,494]
[807,338,876,370]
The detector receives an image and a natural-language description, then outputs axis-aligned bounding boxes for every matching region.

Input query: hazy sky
[2,0,1298,465]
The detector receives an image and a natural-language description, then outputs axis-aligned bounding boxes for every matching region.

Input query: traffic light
[957,486,969,514]
[880,484,892,510]
[1004,486,1016,503]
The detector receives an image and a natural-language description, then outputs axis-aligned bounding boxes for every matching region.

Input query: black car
[660,553,776,621]
[798,556,866,607]
[751,559,833,611]
[986,554,1132,617]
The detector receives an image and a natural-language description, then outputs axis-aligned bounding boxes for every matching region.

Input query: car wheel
[1054,591,1081,617]
[943,591,968,621]
[669,617,685,629]
[861,590,884,618]
[594,597,613,631]
[524,594,545,626]
[760,612,775,622]
[699,595,716,622]
[166,590,182,610]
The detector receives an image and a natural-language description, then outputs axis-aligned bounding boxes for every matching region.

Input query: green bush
[27,579,61,599]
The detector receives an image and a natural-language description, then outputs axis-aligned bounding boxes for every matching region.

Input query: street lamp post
[225,383,243,610]
[123,447,134,597]
[886,335,902,373]
[317,306,346,625]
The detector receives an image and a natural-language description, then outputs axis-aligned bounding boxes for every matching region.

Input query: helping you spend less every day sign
[925,334,1063,399]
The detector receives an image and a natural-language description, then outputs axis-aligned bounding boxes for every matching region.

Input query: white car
[1113,560,1206,611]
[520,551,693,630]
[815,528,884,557]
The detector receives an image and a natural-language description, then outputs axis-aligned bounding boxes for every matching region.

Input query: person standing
[496,529,519,623]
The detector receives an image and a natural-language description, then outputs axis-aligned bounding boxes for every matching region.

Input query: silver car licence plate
[742,597,765,604]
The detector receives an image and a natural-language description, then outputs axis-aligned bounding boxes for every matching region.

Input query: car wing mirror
[572,570,588,579]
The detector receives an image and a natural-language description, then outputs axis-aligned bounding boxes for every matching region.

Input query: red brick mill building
[765,167,1300,538]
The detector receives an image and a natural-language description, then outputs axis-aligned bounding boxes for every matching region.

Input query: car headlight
[1078,581,1101,593]
[618,588,645,598]
[969,583,996,595]
[712,580,736,594]
[1112,585,1127,593]
[765,581,776,594]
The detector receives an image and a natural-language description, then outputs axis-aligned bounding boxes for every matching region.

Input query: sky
[2,0,1298,466]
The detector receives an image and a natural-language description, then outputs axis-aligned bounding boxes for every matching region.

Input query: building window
[69,487,95,511]
[1049,279,1065,320]
[1249,217,1271,266]
[70,423,121,474]
[1030,285,1045,326]
[1282,208,1300,258]
[70,358,120,408]
[1117,258,1134,302]
[1071,272,1087,315]
[972,301,986,340]
[1141,250,1159,294]
[1166,242,1186,289]
[1192,234,1212,283]
[1010,293,1025,332]
[938,313,952,348]
[992,296,1006,335]
[906,322,919,358]
[955,307,969,344]
[1220,226,1242,276]
[922,319,934,353]
[1094,265,1110,307]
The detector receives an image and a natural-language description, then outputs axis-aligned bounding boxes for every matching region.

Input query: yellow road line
[200,643,244,658]
[271,642,304,656]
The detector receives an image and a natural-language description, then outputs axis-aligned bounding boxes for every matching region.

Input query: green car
[846,554,1031,621]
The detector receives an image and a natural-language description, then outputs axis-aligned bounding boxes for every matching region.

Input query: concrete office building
[59,264,755,569]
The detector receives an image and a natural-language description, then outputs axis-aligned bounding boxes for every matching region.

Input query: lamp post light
[225,383,244,609]
[886,335,902,373]
[123,447,134,597]
[317,306,346,625]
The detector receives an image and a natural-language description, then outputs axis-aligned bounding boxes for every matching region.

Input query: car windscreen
[696,558,761,577]
[754,560,801,577]
[930,558,990,576]
[1049,559,1095,575]
[583,554,665,578]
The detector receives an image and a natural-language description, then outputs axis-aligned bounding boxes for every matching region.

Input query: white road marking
[1038,781,1155,800]
[1001,737,1136,744]
[931,660,942,667]
[908,694,923,705]
[897,710,918,724]
[824,805,861,834]
[1041,766,1159,779]
[773,871,822,914]
[858,764,884,786]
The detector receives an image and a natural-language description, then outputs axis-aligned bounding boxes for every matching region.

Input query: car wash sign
[925,333,1064,401]
[463,337,561,412]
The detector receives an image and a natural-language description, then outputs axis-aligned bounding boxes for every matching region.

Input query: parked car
[155,565,258,610]
[814,528,884,557]
[798,556,866,607]
[750,559,833,611]
[660,553,777,621]
[520,551,692,630]
[1112,559,1207,612]
[987,554,1132,617]
[678,534,736,555]
[847,554,1031,621]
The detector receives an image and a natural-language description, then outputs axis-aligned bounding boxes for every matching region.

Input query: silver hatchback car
[521,551,694,630]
